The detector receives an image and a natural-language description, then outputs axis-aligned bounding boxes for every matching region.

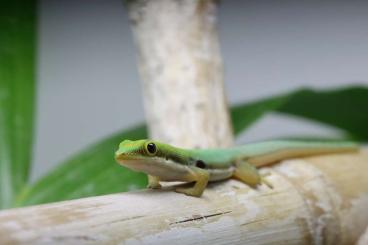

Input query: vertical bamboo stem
[127,0,233,148]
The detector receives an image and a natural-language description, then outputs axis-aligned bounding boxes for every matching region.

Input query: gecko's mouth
[115,151,149,165]
[115,149,162,170]
[115,152,153,173]
[114,151,191,181]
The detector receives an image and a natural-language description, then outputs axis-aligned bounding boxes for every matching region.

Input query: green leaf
[231,86,368,141]
[17,86,368,206]
[231,94,289,135]
[0,1,37,208]
[16,125,147,206]
[275,86,368,141]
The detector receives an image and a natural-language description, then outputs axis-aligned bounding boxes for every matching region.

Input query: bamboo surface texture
[358,226,368,245]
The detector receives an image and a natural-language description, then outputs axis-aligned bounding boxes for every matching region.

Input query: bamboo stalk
[127,0,233,148]
[0,150,367,244]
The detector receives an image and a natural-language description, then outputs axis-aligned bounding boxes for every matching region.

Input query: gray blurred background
[33,0,368,180]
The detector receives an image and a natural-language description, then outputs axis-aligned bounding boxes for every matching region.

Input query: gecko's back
[189,140,358,167]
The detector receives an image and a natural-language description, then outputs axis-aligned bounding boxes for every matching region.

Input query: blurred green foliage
[0,0,36,209]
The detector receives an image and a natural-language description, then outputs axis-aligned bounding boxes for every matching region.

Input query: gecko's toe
[147,183,162,189]
[175,187,203,197]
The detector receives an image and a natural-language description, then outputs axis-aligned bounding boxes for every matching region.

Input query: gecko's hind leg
[175,167,209,197]
[233,160,273,189]
[147,175,162,189]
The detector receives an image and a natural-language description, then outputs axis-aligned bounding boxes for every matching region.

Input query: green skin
[115,139,358,197]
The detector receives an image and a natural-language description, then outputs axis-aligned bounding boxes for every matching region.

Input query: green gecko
[115,139,358,197]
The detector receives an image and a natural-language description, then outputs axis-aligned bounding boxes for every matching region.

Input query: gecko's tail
[247,141,359,168]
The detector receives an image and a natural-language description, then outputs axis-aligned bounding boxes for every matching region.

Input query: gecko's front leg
[175,166,209,197]
[147,175,162,189]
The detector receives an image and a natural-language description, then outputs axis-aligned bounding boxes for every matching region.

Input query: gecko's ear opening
[145,142,157,156]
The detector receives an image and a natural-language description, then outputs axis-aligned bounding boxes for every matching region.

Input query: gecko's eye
[146,142,157,155]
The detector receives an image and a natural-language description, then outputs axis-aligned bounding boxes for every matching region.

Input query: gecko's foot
[147,183,162,189]
[175,187,203,197]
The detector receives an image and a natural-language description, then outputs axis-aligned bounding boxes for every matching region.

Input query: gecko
[115,139,358,197]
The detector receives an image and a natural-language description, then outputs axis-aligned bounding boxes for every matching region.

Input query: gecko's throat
[115,152,191,181]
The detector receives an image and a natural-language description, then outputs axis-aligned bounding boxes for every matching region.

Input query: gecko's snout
[115,149,125,163]
[115,148,139,164]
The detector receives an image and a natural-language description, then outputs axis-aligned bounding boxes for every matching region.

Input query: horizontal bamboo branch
[0,150,368,244]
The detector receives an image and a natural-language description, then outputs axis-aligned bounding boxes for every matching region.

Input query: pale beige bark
[0,150,367,244]
[127,0,233,148]
[358,226,368,245]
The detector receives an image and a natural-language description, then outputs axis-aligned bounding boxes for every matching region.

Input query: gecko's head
[115,139,190,179]
[115,139,162,173]
[115,139,158,162]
